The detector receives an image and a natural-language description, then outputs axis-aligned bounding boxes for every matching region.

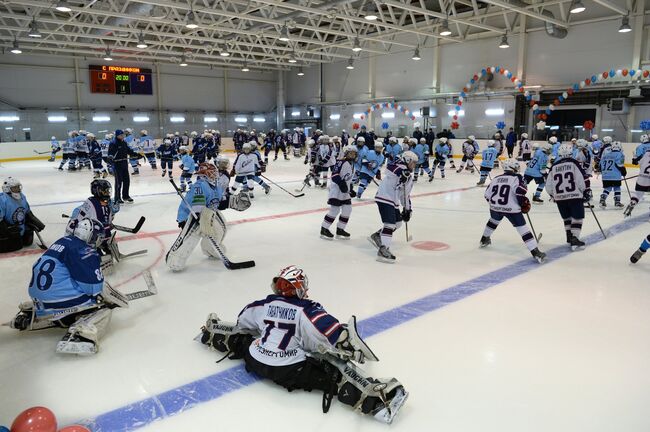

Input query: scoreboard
[89,65,153,95]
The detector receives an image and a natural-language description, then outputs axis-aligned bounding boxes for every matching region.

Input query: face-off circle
[411,241,450,251]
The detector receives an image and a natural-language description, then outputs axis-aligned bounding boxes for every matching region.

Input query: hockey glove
[178,220,186,229]
[25,211,45,232]
[620,166,627,177]
[401,209,412,222]
[583,188,593,202]
[399,171,410,183]
[349,189,357,198]
[376,171,382,180]
[521,197,531,214]
[229,192,252,212]
[632,157,638,165]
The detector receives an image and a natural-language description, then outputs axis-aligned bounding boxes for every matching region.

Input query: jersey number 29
[489,184,511,205]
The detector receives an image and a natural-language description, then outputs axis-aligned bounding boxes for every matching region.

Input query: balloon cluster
[364,102,417,121]
[381,122,389,130]
[640,120,650,131]
[536,121,547,130]
[457,66,524,129]
[495,121,506,130]
[352,123,360,130]
[450,121,459,130]
[531,68,650,120]
[583,120,595,130]
[3,406,90,432]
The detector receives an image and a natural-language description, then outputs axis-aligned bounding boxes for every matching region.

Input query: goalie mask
[91,179,112,205]
[2,177,22,200]
[272,265,309,299]
[196,163,218,185]
[68,218,104,246]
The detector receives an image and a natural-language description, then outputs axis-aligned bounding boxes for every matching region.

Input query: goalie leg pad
[332,316,379,363]
[200,313,252,359]
[56,308,112,355]
[199,207,227,243]
[166,216,201,272]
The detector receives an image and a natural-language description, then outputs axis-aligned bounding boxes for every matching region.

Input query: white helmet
[51,136,56,140]
[502,159,520,173]
[342,129,347,133]
[108,133,114,139]
[105,134,111,140]
[520,133,528,139]
[307,139,316,148]
[318,135,330,143]
[163,138,172,145]
[68,218,103,246]
[487,140,495,147]
[557,144,574,159]
[549,136,558,144]
[640,134,649,143]
[611,141,622,151]
[86,132,95,138]
[389,136,397,143]
[216,155,230,170]
[591,134,598,140]
[408,138,417,145]
[419,138,426,144]
[242,142,253,153]
[179,145,189,153]
[215,130,221,135]
[542,143,553,153]
[332,136,341,143]
[191,131,198,137]
[125,128,133,133]
[571,138,577,143]
[532,142,540,150]
[166,133,173,138]
[357,136,365,143]
[576,139,588,148]
[342,145,358,159]
[140,129,148,136]
[439,137,448,143]
[468,135,476,141]
[374,142,384,151]
[399,150,418,167]
[2,177,22,200]
[603,136,612,144]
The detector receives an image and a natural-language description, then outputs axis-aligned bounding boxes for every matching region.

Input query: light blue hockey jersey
[413,144,428,164]
[385,143,403,160]
[354,146,369,171]
[434,143,450,160]
[360,150,385,177]
[0,192,30,234]
[176,178,224,222]
[180,154,196,173]
[635,143,650,160]
[481,147,498,168]
[524,149,549,177]
[600,150,625,180]
[63,137,76,154]
[28,235,103,317]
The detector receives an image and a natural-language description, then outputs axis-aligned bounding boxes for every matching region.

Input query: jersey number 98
[29,258,56,291]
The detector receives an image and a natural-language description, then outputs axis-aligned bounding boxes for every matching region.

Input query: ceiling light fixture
[297,67,305,76]
[55,0,72,12]
[498,34,510,48]
[241,63,250,72]
[279,25,290,42]
[179,55,188,66]
[10,39,22,54]
[618,16,632,33]
[288,53,297,63]
[28,18,42,38]
[352,37,362,52]
[103,48,113,61]
[364,4,378,21]
[219,45,230,57]
[439,20,452,36]
[412,46,421,60]
[346,58,355,70]
[570,0,586,13]
[185,10,199,29]
[136,31,148,49]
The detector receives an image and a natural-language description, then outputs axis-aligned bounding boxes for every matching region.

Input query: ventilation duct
[509,0,568,39]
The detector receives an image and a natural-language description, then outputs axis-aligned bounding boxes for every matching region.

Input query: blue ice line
[78,213,649,432]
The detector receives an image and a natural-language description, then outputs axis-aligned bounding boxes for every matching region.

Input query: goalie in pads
[198,265,408,424]
[166,162,251,271]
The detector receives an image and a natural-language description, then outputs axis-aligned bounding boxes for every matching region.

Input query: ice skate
[532,196,543,204]
[531,248,546,263]
[320,227,334,240]
[623,202,636,217]
[479,236,491,248]
[630,249,645,264]
[570,236,586,251]
[367,231,382,249]
[336,228,350,240]
[377,246,396,263]
[56,332,97,356]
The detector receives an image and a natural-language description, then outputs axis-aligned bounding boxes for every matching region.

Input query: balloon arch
[357,102,418,123]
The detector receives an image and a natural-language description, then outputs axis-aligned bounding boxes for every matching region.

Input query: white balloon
[616,69,623,77]
[458,96,464,102]
[562,92,568,99]
[489,67,496,73]
[524,91,530,97]
[579,81,585,88]
[549,104,555,111]
[533,104,539,111]
[504,69,509,76]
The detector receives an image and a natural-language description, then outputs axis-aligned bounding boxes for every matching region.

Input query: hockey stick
[170,179,255,270]
[31,228,48,250]
[624,174,639,181]
[260,174,305,198]
[112,217,146,234]
[525,213,542,243]
[623,177,632,200]
[402,184,413,242]
[586,203,607,239]
[33,149,51,155]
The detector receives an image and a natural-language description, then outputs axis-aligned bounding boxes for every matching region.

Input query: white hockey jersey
[237,295,343,367]
[462,141,479,157]
[520,139,532,156]
[233,153,259,176]
[636,150,650,188]
[545,158,589,201]
[317,143,335,168]
[328,160,355,203]
[375,162,414,209]
[484,172,527,213]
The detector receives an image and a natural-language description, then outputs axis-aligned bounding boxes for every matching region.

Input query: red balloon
[473,75,479,81]
[453,115,458,120]
[58,426,90,432]
[585,78,591,85]
[462,87,468,92]
[643,70,649,78]
[553,99,560,106]
[11,407,57,432]
[568,89,574,96]
[541,114,547,120]
[622,69,628,76]
[458,101,463,106]
[602,71,608,79]
[518,87,524,92]
[499,69,505,75]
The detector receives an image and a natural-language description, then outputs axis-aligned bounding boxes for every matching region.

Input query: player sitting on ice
[8,218,137,355]
[368,151,416,263]
[545,144,592,251]
[178,146,196,192]
[198,265,409,424]
[476,140,499,186]
[357,141,385,199]
[599,141,626,208]
[231,142,262,198]
[457,135,479,173]
[479,159,546,263]
[320,145,357,240]
[0,177,45,253]
[166,163,250,272]
[623,135,650,217]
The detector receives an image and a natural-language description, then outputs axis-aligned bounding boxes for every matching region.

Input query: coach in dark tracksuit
[108,129,142,204]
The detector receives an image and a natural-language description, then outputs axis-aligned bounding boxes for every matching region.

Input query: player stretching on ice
[320,145,357,240]
[546,144,592,250]
[368,151,417,263]
[166,163,250,272]
[479,159,546,263]
[198,265,408,424]
[0,177,45,253]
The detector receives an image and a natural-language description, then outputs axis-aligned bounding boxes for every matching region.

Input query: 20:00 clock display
[89,65,153,95]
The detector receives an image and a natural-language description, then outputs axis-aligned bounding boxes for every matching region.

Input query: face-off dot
[411,241,450,251]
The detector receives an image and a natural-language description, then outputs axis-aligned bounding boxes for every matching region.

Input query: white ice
[1,157,649,432]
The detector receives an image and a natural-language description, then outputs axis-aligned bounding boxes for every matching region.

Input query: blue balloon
[460,92,466,98]
[470,78,475,84]
[481,69,487,75]
[0,426,9,432]
[526,95,532,101]
[609,69,615,77]
[591,75,597,82]
[546,109,552,115]
[495,66,501,73]
[507,72,512,79]
[558,96,564,102]
[455,105,461,111]
[573,84,579,91]
[630,69,636,76]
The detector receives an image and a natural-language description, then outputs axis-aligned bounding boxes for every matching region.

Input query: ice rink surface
[1,156,649,432]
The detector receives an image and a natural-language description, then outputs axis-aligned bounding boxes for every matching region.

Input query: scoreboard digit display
[89,65,153,95]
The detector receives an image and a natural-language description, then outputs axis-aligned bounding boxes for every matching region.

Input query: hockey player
[100,133,114,176]
[594,136,613,174]
[546,144,592,250]
[167,163,250,271]
[623,135,650,217]
[341,129,350,145]
[232,142,261,197]
[139,130,157,169]
[262,132,275,164]
[124,128,141,175]
[233,129,247,153]
[519,133,532,161]
[172,131,182,159]
[249,142,271,195]
[49,136,60,162]
[630,234,650,263]
[383,130,393,146]
[574,139,594,176]
[158,138,176,179]
[413,138,432,182]
[548,136,562,163]
[599,141,626,208]
[192,133,208,164]
[205,132,217,162]
[493,132,504,167]
[215,156,232,208]
[198,266,408,424]
[0,177,45,253]
[457,135,479,173]
[75,131,91,171]
[476,140,499,186]
[357,141,385,199]
[431,138,451,179]
[479,159,546,263]
[315,135,335,189]
[523,143,551,203]
[444,137,456,169]
[320,145,357,240]
[352,137,369,184]
[368,151,416,263]
[87,133,106,179]
[385,136,401,162]
[302,139,318,188]
[178,146,196,192]
[274,130,289,161]
[331,135,342,160]
[291,127,303,158]
[58,131,76,171]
